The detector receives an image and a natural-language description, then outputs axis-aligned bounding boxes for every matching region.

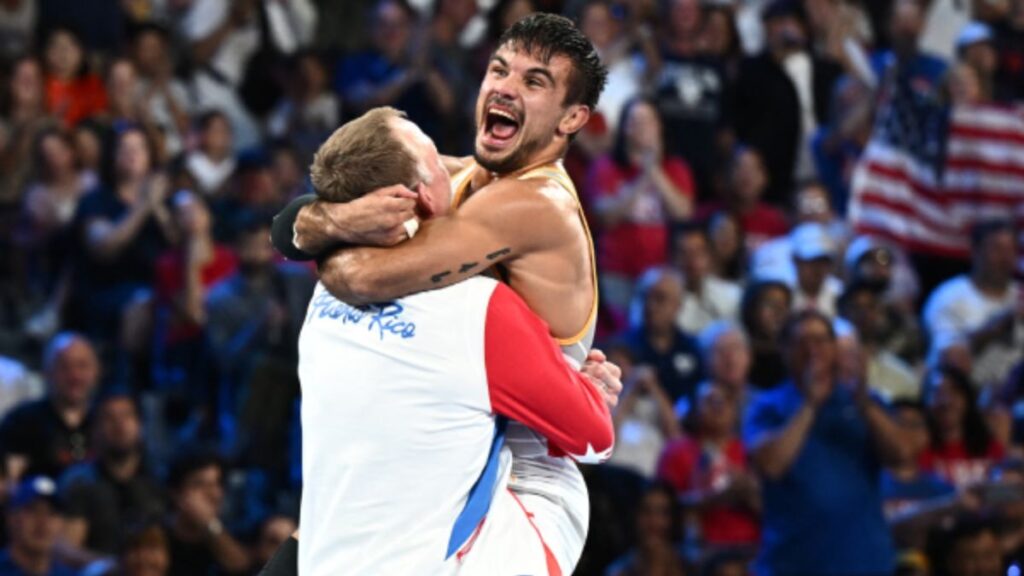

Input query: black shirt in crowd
[0,399,91,480]
[60,459,166,554]
[623,328,704,402]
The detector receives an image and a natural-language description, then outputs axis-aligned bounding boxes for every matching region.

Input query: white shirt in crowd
[676,276,742,335]
[924,275,1023,388]
[792,276,844,319]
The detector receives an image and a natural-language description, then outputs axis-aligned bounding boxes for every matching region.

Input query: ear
[557,104,591,139]
[413,182,435,218]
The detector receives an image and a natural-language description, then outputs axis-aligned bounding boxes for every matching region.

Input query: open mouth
[482,104,521,147]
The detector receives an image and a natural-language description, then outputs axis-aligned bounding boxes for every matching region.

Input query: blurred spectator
[787,222,843,317]
[427,0,479,153]
[581,0,645,138]
[251,515,297,572]
[699,147,788,254]
[650,0,730,204]
[267,142,304,201]
[0,0,36,60]
[337,0,456,146]
[0,333,98,482]
[185,111,235,198]
[622,267,703,402]
[706,211,746,283]
[152,191,235,417]
[118,524,170,576]
[43,27,107,128]
[604,482,687,576]
[20,127,96,326]
[739,279,792,390]
[58,391,164,564]
[0,476,75,576]
[131,23,191,160]
[732,0,841,205]
[921,365,1006,490]
[266,52,340,163]
[956,22,998,102]
[838,280,919,401]
[658,382,761,550]
[923,220,1023,389]
[672,224,742,334]
[695,320,753,409]
[589,98,695,312]
[607,349,681,478]
[172,0,261,150]
[0,356,43,421]
[67,126,176,345]
[881,400,959,551]
[71,121,105,183]
[811,74,872,215]
[994,0,1024,102]
[22,128,95,243]
[205,217,312,471]
[0,55,48,204]
[926,513,1005,576]
[744,310,909,576]
[948,61,986,105]
[164,450,250,576]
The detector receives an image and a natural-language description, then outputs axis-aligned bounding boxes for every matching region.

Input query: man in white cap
[957,21,998,98]
[790,222,844,318]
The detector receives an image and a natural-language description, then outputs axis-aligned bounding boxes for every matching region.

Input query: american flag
[850,75,1024,274]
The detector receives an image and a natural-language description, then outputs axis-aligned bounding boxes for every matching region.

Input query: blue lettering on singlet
[306,291,416,340]
[446,417,508,558]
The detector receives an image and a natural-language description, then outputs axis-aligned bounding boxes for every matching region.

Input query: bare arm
[85,205,153,262]
[318,179,571,304]
[273,188,419,260]
[648,165,693,220]
[206,525,253,573]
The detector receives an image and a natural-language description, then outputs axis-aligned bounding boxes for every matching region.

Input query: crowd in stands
[0,0,1022,575]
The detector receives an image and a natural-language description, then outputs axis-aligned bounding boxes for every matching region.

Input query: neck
[890,464,920,482]
[10,546,49,575]
[701,430,730,447]
[432,18,458,46]
[103,451,142,481]
[971,270,1009,295]
[205,149,229,163]
[941,427,963,444]
[51,396,87,428]
[118,178,143,201]
[171,513,205,542]
[685,274,703,293]
[646,327,675,351]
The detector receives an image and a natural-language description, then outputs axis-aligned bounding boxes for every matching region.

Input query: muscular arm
[317,179,573,305]
[484,283,614,463]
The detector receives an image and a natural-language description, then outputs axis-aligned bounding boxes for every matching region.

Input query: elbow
[751,450,785,481]
[319,254,379,305]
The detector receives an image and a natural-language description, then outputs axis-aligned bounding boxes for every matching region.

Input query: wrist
[205,517,224,538]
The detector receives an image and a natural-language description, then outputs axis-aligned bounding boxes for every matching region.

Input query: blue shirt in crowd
[743,382,896,576]
[0,550,76,576]
[880,469,956,511]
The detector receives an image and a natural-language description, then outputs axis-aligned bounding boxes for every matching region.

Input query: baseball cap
[9,476,60,510]
[957,22,994,51]
[844,235,893,272]
[790,222,835,261]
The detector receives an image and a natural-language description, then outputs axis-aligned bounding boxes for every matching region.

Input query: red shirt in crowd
[656,436,761,546]
[46,74,108,127]
[155,246,238,344]
[920,440,1006,491]
[697,201,789,252]
[586,155,695,278]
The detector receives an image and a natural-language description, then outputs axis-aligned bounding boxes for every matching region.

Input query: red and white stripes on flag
[850,104,1024,274]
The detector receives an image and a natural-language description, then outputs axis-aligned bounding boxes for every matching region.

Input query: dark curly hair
[496,12,608,110]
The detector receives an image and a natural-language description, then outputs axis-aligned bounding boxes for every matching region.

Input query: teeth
[489,108,517,122]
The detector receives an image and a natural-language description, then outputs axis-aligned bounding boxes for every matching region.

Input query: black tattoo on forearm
[429,247,512,284]
[486,248,511,260]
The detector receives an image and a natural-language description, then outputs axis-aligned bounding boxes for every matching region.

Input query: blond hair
[310,107,420,203]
